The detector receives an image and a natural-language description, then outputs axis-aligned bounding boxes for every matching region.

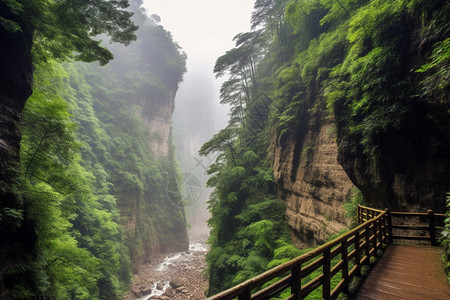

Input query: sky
[142,0,255,71]
[141,0,256,135]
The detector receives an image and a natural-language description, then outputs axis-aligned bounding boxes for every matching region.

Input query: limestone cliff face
[99,16,189,265]
[138,90,176,158]
[272,4,449,247]
[272,106,354,246]
[118,86,189,266]
[138,88,189,255]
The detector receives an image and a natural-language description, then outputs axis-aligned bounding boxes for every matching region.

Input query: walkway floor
[355,245,450,300]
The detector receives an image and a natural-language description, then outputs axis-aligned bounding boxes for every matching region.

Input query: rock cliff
[0,8,35,296]
[272,104,354,246]
[272,2,449,247]
[0,8,32,197]
[334,7,450,213]
[98,17,189,266]
[336,103,450,212]
[138,90,176,158]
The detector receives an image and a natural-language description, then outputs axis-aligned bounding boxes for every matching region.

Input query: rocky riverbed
[123,231,209,300]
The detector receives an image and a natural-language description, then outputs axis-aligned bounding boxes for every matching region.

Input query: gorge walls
[272,104,354,246]
[334,9,450,212]
[0,1,189,297]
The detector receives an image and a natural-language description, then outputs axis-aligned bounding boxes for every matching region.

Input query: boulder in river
[169,277,184,288]
[164,286,174,297]
[131,287,142,297]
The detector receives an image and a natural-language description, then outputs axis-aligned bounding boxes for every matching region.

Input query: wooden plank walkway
[355,245,450,300]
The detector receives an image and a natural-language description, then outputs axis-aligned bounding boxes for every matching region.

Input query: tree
[2,0,138,65]
[252,0,291,62]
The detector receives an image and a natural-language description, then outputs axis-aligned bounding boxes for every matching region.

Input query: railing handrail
[208,206,389,300]
[358,205,386,214]
[391,211,446,217]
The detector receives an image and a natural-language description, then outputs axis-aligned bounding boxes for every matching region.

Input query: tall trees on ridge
[202,0,294,295]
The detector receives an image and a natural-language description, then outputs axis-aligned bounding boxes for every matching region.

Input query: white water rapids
[138,243,208,299]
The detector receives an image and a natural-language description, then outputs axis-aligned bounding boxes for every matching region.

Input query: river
[123,226,209,300]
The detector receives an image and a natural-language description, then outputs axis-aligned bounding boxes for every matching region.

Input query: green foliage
[274,0,450,160]
[324,0,449,158]
[0,0,23,32]
[204,5,298,292]
[267,242,303,268]
[416,37,450,106]
[343,187,364,226]
[302,144,314,165]
[7,4,188,298]
[1,0,138,65]
[18,61,126,299]
[202,73,294,294]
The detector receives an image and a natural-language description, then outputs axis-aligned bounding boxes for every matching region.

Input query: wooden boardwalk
[206,206,448,300]
[355,245,450,300]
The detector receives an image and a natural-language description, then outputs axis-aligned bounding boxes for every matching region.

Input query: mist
[142,0,255,141]
[141,0,255,241]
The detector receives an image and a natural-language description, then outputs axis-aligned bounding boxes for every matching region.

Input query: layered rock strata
[273,107,354,246]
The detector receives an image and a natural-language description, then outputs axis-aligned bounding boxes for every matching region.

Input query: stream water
[136,243,209,299]
[124,225,209,300]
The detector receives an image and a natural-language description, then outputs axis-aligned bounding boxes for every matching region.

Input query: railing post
[385,208,393,243]
[323,248,331,300]
[381,210,387,244]
[355,230,361,276]
[357,205,362,224]
[341,239,349,293]
[428,209,437,246]
[365,222,371,264]
[374,218,380,253]
[379,218,384,246]
[291,263,302,300]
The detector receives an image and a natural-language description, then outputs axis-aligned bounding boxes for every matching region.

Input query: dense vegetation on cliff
[203,0,449,295]
[1,0,187,298]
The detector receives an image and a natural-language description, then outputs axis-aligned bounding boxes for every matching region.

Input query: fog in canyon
[142,0,255,240]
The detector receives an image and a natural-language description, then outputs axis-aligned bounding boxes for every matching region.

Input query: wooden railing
[358,205,446,245]
[207,205,446,300]
[208,205,390,300]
